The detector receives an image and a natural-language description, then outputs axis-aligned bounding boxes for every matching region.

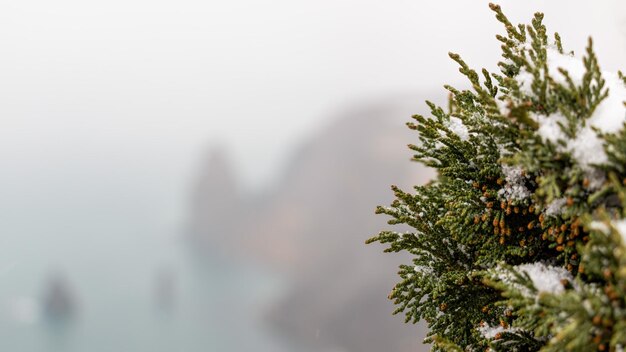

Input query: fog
[0,1,624,351]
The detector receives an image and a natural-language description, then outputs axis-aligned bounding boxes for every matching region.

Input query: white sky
[0,0,624,226]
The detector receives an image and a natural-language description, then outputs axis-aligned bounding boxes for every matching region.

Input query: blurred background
[0,1,624,351]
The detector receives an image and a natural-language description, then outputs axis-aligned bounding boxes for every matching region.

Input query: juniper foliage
[367,4,626,351]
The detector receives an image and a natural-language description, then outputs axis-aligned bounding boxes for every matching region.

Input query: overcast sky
[0,0,624,227]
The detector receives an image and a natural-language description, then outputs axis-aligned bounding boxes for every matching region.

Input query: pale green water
[0,205,288,351]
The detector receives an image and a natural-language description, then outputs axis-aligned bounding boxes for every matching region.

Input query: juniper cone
[366,4,626,351]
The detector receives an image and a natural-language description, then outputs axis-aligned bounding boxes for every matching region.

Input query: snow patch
[515,262,572,295]
[592,219,626,245]
[498,165,530,201]
[613,219,626,245]
[545,197,567,217]
[414,265,433,275]
[495,262,573,298]
[446,116,469,141]
[517,70,536,96]
[533,112,567,144]
[589,221,609,234]
[477,322,520,339]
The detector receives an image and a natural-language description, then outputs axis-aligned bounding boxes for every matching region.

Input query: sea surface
[0,209,289,351]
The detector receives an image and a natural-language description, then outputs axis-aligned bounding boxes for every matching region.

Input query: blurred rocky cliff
[187,95,438,352]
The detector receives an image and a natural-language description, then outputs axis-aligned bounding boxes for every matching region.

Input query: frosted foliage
[497,165,530,201]
[447,116,469,141]
[522,48,626,168]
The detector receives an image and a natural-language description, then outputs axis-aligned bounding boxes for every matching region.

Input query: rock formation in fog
[154,267,177,313]
[188,95,438,352]
[188,147,245,253]
[42,273,77,323]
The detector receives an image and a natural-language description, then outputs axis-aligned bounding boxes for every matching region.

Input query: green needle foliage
[367,4,626,351]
